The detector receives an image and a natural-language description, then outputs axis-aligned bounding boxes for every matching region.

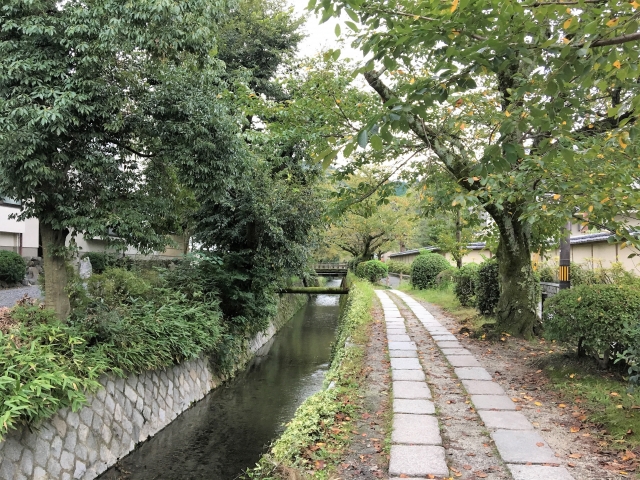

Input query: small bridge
[313,263,348,276]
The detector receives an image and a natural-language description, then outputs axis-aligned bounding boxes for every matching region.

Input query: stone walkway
[376,289,574,480]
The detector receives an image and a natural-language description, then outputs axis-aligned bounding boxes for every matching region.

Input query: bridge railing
[312,263,349,271]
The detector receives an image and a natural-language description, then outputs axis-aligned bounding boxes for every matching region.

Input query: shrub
[0,250,25,283]
[87,268,151,306]
[538,264,555,283]
[453,263,479,307]
[618,322,640,387]
[410,253,452,290]
[544,284,640,366]
[81,252,132,274]
[386,260,412,275]
[476,259,499,315]
[355,260,388,283]
[435,269,455,290]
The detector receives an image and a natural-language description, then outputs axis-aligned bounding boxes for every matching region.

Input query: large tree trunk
[455,209,463,268]
[492,209,538,338]
[40,223,71,320]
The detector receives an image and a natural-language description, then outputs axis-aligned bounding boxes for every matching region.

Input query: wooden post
[559,221,571,290]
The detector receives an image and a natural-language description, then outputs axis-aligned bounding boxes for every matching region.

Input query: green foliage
[0,262,224,440]
[410,253,451,290]
[618,321,640,387]
[435,269,455,290]
[86,268,152,307]
[0,307,110,439]
[538,264,556,283]
[250,279,374,478]
[454,263,479,307]
[476,260,500,315]
[355,260,388,283]
[385,260,412,275]
[0,250,25,283]
[544,284,640,366]
[81,253,133,275]
[570,262,639,287]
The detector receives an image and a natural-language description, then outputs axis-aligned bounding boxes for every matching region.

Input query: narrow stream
[100,280,342,480]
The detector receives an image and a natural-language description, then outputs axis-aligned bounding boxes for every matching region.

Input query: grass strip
[245,278,375,479]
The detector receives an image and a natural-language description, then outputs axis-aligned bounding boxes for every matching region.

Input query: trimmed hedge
[453,263,479,307]
[386,260,412,275]
[355,260,388,283]
[410,253,451,290]
[544,284,640,366]
[0,251,25,283]
[476,260,499,314]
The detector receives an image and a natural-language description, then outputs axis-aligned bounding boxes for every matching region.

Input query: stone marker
[478,410,533,430]
[388,445,448,477]
[392,414,441,444]
[454,367,492,381]
[507,464,574,480]
[393,398,436,415]
[491,430,559,464]
[471,395,516,411]
[393,381,432,399]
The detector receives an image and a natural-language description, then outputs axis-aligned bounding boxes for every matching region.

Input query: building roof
[389,233,624,258]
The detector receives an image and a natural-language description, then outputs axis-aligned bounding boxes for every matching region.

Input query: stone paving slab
[430,334,458,342]
[436,340,462,349]
[507,464,574,480]
[455,367,492,381]
[439,348,472,356]
[389,350,419,358]
[386,329,408,336]
[390,358,422,370]
[386,321,406,327]
[388,341,417,350]
[471,394,516,411]
[478,410,533,430]
[387,334,412,342]
[461,379,506,395]
[491,430,559,464]
[388,445,448,477]
[392,370,426,381]
[445,355,481,367]
[393,398,436,415]
[393,381,432,399]
[392,414,441,445]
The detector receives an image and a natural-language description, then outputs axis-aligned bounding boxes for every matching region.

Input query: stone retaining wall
[0,293,308,480]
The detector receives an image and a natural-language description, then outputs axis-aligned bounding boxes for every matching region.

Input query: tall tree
[0,0,229,318]
[311,0,640,337]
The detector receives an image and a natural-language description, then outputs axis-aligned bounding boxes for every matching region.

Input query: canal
[99,280,342,479]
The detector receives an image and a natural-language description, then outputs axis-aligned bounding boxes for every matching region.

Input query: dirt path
[335,298,391,479]
[393,289,626,479]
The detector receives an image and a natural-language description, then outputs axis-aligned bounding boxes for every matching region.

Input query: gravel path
[0,285,42,308]
[379,289,577,480]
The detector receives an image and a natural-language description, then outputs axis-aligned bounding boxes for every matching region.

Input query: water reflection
[99,282,342,480]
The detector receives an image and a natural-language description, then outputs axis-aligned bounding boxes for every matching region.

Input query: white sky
[289,0,363,61]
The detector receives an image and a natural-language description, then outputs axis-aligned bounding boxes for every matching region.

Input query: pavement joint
[383,289,575,480]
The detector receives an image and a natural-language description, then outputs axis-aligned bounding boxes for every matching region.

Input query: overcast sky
[289,0,363,61]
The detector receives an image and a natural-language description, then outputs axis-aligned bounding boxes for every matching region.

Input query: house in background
[385,223,640,275]
[0,203,185,260]
[0,197,39,258]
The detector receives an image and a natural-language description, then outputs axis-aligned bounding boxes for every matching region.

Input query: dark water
[100,284,341,480]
